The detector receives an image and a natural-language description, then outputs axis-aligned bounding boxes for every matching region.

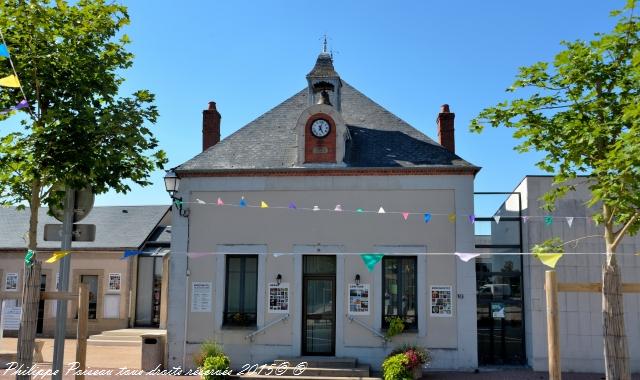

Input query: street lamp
[164,169,189,217]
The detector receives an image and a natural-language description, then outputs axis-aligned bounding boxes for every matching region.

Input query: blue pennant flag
[424,213,432,223]
[239,197,247,207]
[121,250,141,260]
[0,44,9,58]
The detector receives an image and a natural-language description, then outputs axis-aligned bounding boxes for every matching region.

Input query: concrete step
[270,365,370,377]
[274,357,357,369]
[86,338,141,347]
[233,376,380,380]
[88,334,141,342]
[100,328,166,337]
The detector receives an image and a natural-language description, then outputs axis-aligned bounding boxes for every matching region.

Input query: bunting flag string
[45,250,70,263]
[0,28,35,119]
[187,197,600,226]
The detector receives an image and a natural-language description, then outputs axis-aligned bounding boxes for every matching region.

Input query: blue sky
[10,1,626,207]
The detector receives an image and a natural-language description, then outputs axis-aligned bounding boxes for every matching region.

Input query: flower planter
[411,366,423,379]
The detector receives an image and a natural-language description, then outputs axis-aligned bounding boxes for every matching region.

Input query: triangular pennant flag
[544,216,553,226]
[356,208,364,213]
[288,202,297,209]
[402,212,410,220]
[195,198,206,204]
[448,213,456,223]
[187,252,210,259]
[534,253,563,268]
[0,44,9,58]
[360,254,384,272]
[522,216,529,224]
[14,99,28,110]
[173,199,182,208]
[46,250,70,263]
[493,215,501,224]
[378,207,385,214]
[0,75,20,88]
[273,252,288,258]
[217,197,224,206]
[24,249,35,266]
[454,252,481,262]
[468,214,476,224]
[566,217,574,227]
[334,204,342,211]
[424,213,431,223]
[239,197,247,207]
[313,205,320,211]
[121,250,142,260]
[261,201,269,208]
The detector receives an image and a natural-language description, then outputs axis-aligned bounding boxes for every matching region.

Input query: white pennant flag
[566,217,574,227]
[455,252,481,262]
[494,215,501,224]
[378,207,386,214]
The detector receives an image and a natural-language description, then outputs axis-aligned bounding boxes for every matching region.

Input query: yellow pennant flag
[0,74,20,88]
[448,213,456,223]
[260,201,269,208]
[534,253,563,268]
[45,250,70,263]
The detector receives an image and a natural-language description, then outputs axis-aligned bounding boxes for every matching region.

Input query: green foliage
[193,340,224,368]
[382,353,411,380]
[0,0,167,249]
[469,1,640,248]
[201,354,231,380]
[532,238,565,254]
[385,316,405,338]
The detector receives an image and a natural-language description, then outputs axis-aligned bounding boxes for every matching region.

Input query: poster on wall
[491,302,505,319]
[191,282,212,312]
[268,282,289,313]
[348,283,369,315]
[5,273,18,291]
[1,305,22,330]
[108,273,121,291]
[430,285,453,317]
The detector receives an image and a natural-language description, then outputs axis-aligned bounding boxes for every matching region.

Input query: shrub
[201,354,231,380]
[193,340,224,367]
[382,353,411,380]
[385,317,405,338]
[388,344,431,368]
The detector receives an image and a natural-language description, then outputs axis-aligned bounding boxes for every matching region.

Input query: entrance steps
[87,328,165,347]
[233,357,381,380]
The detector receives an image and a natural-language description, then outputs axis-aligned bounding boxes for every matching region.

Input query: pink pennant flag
[402,212,410,220]
[217,197,224,206]
[454,252,481,262]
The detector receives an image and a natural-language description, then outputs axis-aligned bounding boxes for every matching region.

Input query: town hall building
[166,49,480,370]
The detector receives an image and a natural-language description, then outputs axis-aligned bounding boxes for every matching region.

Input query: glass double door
[302,256,335,356]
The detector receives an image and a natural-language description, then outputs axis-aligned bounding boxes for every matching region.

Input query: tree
[0,0,167,375]
[470,2,639,378]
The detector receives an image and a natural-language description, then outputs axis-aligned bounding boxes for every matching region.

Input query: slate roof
[0,205,169,251]
[178,76,478,173]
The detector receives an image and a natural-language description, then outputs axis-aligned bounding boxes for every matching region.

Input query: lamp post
[164,169,189,217]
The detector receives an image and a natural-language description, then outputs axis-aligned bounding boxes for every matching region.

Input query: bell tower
[306,36,342,112]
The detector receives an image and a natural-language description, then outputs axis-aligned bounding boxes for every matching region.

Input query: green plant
[201,354,231,380]
[385,317,405,338]
[382,353,411,380]
[193,340,224,368]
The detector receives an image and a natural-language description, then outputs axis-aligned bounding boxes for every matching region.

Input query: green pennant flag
[24,249,35,267]
[360,254,384,272]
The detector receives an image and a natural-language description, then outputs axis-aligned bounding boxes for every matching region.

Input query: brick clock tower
[297,49,348,165]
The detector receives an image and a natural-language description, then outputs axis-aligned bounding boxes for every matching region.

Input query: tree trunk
[602,206,630,380]
[16,180,42,380]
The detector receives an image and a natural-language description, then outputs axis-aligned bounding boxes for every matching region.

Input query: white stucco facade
[167,174,478,371]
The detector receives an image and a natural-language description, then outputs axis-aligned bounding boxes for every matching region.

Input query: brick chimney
[437,104,455,153]
[202,101,221,151]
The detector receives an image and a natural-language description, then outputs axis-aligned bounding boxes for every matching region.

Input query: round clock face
[311,118,331,138]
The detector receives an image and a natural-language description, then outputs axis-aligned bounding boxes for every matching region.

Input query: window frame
[223,255,258,327]
[381,256,418,330]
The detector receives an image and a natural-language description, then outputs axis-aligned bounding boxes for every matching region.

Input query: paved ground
[2,338,640,379]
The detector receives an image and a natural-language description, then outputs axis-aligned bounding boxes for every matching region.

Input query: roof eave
[176,165,481,177]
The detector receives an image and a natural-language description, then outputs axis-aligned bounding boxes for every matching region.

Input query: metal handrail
[347,315,389,345]
[245,313,290,342]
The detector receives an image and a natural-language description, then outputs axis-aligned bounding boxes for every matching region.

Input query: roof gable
[178,82,477,172]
